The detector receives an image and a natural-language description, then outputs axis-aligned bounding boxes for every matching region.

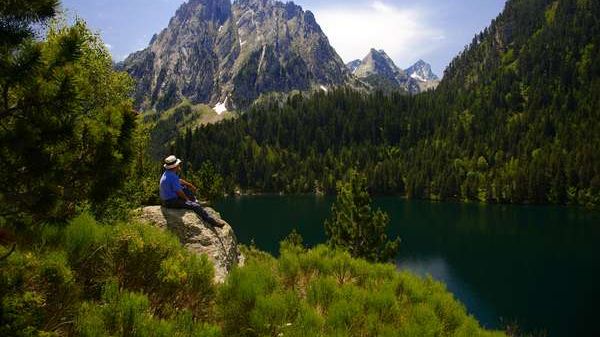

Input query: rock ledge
[136,206,244,283]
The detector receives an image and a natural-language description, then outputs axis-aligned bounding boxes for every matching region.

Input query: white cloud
[313,1,445,67]
[104,43,113,50]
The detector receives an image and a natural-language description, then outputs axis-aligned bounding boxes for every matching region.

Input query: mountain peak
[346,59,362,73]
[358,49,399,75]
[405,60,439,82]
[368,48,389,57]
[234,0,275,6]
[352,49,418,93]
[121,0,349,111]
[174,0,230,24]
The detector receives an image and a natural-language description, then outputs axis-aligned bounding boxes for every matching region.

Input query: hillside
[142,100,235,159]
[176,0,600,207]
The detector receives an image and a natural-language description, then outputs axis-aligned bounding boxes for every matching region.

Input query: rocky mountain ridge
[406,59,439,82]
[405,59,440,91]
[346,59,362,73]
[347,50,440,93]
[120,0,351,112]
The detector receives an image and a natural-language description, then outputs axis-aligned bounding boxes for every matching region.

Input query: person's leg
[185,200,226,228]
[182,186,198,202]
[164,198,225,228]
[163,198,187,209]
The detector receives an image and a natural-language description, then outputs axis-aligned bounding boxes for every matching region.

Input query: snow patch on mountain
[213,97,228,115]
[410,73,426,82]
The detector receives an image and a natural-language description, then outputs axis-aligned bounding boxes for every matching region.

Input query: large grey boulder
[136,206,244,283]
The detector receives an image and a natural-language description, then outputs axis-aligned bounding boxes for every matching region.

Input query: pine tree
[324,170,400,262]
[0,2,136,223]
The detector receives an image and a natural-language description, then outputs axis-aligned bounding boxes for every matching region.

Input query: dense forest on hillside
[176,0,600,207]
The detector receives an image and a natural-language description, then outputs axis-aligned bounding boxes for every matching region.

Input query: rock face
[349,50,440,94]
[405,59,440,92]
[137,206,244,283]
[346,59,362,73]
[352,49,419,94]
[120,0,350,111]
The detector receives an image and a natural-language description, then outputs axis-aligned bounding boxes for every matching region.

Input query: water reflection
[398,256,499,329]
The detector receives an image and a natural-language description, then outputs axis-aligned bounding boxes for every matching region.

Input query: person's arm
[171,175,189,201]
[176,189,189,201]
[179,178,197,192]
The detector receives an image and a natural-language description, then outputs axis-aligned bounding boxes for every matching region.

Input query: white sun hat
[163,155,182,169]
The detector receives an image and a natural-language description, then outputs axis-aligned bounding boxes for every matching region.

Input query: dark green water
[214,196,600,337]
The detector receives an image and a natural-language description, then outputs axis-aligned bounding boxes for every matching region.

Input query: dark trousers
[162,187,217,226]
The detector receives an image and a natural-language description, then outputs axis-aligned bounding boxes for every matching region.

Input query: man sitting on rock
[160,155,226,227]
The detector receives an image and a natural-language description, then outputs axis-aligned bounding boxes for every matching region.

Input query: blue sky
[60,0,506,76]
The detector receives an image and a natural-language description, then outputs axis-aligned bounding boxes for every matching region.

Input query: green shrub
[64,213,107,256]
[217,260,278,336]
[400,303,443,337]
[431,291,468,334]
[62,213,112,298]
[106,221,216,320]
[0,250,80,337]
[363,284,399,324]
[285,303,323,337]
[157,252,215,320]
[306,277,337,313]
[36,223,62,249]
[110,221,182,291]
[2,212,505,337]
[45,213,216,322]
[326,298,363,334]
[76,281,221,337]
[249,290,300,336]
[218,243,507,337]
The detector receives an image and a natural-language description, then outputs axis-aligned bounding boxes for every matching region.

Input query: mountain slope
[429,0,600,204]
[120,0,350,112]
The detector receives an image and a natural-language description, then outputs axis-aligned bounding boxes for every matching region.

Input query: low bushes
[0,213,506,337]
[0,213,216,336]
[215,242,506,337]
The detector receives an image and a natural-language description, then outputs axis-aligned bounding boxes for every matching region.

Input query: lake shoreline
[225,190,599,212]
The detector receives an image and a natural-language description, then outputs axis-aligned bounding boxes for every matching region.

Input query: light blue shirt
[159,170,182,201]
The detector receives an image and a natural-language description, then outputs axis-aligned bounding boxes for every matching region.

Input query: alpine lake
[214,195,600,337]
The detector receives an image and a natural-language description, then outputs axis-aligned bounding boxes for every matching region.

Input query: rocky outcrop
[120,0,350,112]
[136,206,244,283]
